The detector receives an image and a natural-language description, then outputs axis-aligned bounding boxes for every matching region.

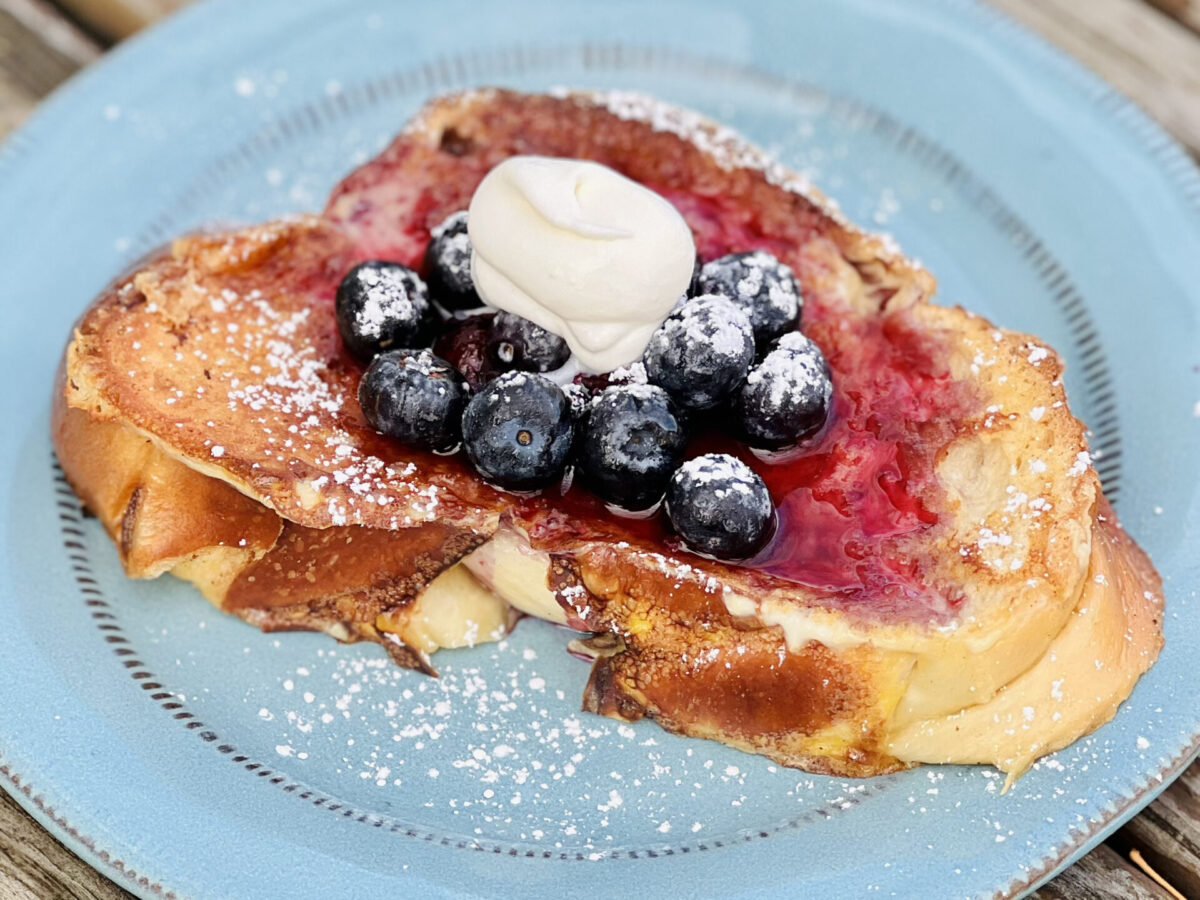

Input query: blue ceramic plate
[2,1,1198,897]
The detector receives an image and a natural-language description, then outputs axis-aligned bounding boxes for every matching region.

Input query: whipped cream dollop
[467,156,696,372]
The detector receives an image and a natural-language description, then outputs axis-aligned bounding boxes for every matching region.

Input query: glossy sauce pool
[511,304,977,616]
[331,157,981,616]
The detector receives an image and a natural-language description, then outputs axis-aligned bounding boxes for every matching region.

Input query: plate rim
[2,0,1199,897]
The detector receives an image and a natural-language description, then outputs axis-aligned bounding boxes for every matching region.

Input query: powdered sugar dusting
[1067,451,1092,478]
[200,612,1128,863]
[647,294,754,369]
[104,220,451,530]
[100,86,1172,880]
[588,90,823,207]
[607,360,648,386]
[566,90,920,276]
[689,295,754,357]
[678,453,755,491]
[429,210,473,286]
[722,251,802,320]
[232,632,883,849]
[432,209,468,241]
[349,264,417,339]
[675,453,771,516]
[746,332,832,409]
[602,382,670,404]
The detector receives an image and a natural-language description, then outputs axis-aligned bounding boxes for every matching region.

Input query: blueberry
[461,372,575,492]
[561,382,593,424]
[575,385,689,511]
[336,261,433,362]
[423,211,483,313]
[432,313,499,390]
[697,251,801,349]
[358,350,469,453]
[489,311,571,373]
[644,295,754,410]
[734,332,833,450]
[665,453,775,560]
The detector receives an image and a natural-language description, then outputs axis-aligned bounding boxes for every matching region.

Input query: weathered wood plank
[1031,842,1175,899]
[1115,760,1200,900]
[55,0,187,40]
[0,789,131,899]
[0,0,99,137]
[0,73,37,136]
[1146,0,1200,36]
[0,0,100,76]
[1145,0,1192,20]
[1179,4,1200,34]
[1130,849,1188,900]
[989,0,1200,156]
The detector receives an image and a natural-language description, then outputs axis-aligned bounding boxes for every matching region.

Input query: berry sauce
[521,191,979,613]
[329,151,980,615]
[519,305,973,614]
[738,310,968,608]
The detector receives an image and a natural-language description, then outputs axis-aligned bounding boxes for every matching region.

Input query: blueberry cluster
[642,252,832,452]
[345,212,579,490]
[343,212,832,562]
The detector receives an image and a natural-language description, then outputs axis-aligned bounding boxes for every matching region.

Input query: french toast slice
[53,371,512,671]
[57,90,1163,779]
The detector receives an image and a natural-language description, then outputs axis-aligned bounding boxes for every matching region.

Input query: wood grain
[0,789,130,899]
[1029,843,1175,899]
[56,0,186,40]
[1145,0,1191,20]
[1149,0,1200,36]
[989,0,1200,155]
[1114,763,1200,900]
[0,0,98,135]
[0,0,99,77]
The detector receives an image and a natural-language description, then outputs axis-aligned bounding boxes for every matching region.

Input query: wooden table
[2,0,1198,896]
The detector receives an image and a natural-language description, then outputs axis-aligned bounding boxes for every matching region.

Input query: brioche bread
[55,90,1163,779]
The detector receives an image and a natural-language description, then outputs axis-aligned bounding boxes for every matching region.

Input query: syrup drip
[512,287,975,612]
[529,194,975,609]
[335,167,978,613]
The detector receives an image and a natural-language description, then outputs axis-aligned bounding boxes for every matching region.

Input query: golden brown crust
[224,521,482,612]
[54,376,494,670]
[53,372,282,579]
[65,219,507,535]
[55,89,1162,779]
[886,501,1163,782]
[573,563,912,777]
[334,89,932,307]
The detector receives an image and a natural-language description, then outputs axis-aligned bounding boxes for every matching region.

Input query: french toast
[54,89,1163,780]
